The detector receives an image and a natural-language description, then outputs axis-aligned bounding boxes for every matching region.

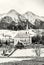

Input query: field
[0,58,44,65]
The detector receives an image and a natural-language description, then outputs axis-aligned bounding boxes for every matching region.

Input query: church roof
[14,32,30,38]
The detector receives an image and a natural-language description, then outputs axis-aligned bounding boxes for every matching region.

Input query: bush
[32,35,41,44]
[15,41,24,49]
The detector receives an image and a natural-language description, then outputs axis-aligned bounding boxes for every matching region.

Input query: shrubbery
[32,35,44,45]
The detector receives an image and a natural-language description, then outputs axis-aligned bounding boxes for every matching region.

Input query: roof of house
[14,32,30,38]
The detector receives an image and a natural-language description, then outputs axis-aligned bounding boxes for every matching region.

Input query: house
[14,30,36,46]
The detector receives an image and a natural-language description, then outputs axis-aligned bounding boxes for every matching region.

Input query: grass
[0,58,44,65]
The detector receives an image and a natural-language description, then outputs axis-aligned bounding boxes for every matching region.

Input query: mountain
[0,9,44,29]
[24,11,44,29]
[0,9,27,30]
[7,9,26,23]
[0,9,26,23]
[7,9,20,23]
[23,11,36,25]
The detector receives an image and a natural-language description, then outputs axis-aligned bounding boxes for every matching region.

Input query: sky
[0,0,44,16]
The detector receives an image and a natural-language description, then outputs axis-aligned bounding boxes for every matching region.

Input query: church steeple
[26,20,29,34]
[26,19,28,30]
[26,22,28,30]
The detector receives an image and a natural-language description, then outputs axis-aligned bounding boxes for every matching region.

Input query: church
[14,23,36,46]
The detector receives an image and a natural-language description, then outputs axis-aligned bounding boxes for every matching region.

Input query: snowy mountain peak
[8,9,20,15]
[25,11,36,16]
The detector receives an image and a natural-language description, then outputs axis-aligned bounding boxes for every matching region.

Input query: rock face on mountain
[24,11,44,29]
[7,9,20,23]
[0,9,44,30]
[24,11,36,25]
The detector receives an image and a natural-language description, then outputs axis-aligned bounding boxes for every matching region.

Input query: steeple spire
[26,19,28,30]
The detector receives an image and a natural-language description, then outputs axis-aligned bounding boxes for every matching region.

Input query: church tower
[26,22,28,30]
[26,20,29,34]
[26,19,29,30]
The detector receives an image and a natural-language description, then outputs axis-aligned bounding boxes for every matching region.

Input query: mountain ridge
[0,9,44,29]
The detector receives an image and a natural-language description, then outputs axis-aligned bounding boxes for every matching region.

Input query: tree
[35,30,41,57]
[17,25,24,30]
[15,41,24,49]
